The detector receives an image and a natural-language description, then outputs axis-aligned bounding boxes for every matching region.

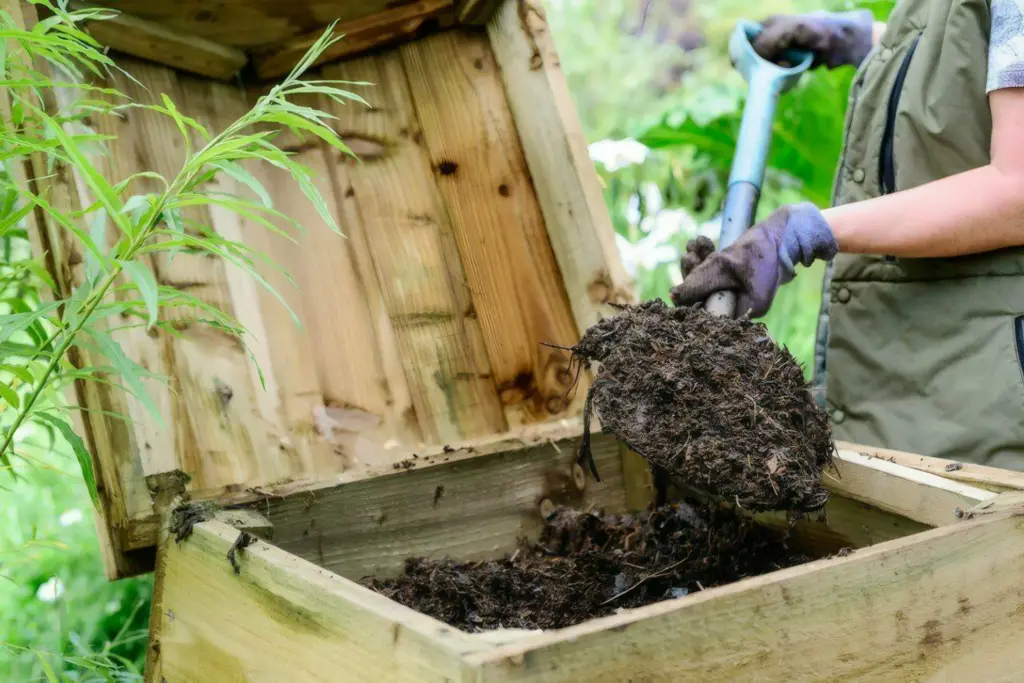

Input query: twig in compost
[600,555,691,606]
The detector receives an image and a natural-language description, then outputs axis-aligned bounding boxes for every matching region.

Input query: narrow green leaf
[118,259,160,328]
[35,652,59,683]
[0,302,61,345]
[35,412,100,509]
[211,160,273,208]
[0,363,34,384]
[0,380,19,409]
[81,328,163,425]
[85,209,107,279]
[34,105,133,236]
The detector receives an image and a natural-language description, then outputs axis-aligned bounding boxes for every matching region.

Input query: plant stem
[0,263,121,460]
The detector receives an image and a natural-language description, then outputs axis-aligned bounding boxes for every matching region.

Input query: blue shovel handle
[705,21,813,318]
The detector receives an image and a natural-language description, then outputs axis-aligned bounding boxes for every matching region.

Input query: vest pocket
[879,33,922,195]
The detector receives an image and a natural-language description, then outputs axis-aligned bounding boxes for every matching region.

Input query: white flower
[36,576,65,602]
[59,508,83,526]
[588,138,650,172]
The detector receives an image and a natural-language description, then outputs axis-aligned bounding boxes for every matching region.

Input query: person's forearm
[822,164,1024,257]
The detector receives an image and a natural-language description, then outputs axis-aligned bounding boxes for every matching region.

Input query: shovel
[703,21,814,318]
[646,23,814,507]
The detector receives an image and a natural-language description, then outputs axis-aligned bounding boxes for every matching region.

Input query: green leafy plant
[0,1,364,503]
[0,1,366,678]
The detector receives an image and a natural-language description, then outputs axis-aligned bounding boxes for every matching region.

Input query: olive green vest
[814,0,1024,469]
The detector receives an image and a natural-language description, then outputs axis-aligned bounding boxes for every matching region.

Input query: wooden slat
[830,450,995,527]
[755,495,928,556]
[455,0,504,25]
[89,0,421,49]
[487,0,633,334]
[467,513,1024,682]
[401,30,583,427]
[145,73,290,493]
[322,51,508,445]
[71,1,247,80]
[151,520,475,682]
[265,433,627,580]
[252,0,455,80]
[255,135,421,471]
[837,440,1024,492]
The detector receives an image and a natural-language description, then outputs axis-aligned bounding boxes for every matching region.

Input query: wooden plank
[122,418,592,550]
[487,0,633,334]
[322,51,508,445]
[252,0,455,80]
[755,495,928,556]
[89,0,421,49]
[71,1,247,80]
[455,0,504,25]
[250,105,423,471]
[467,513,1024,682]
[829,449,995,527]
[153,520,476,682]
[265,433,628,581]
[401,30,583,427]
[837,440,1024,492]
[618,445,653,511]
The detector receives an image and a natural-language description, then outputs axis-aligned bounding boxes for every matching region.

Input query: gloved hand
[752,10,875,70]
[670,203,839,318]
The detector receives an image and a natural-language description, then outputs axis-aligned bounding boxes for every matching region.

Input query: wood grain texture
[401,30,583,427]
[837,440,1024,492]
[467,513,1024,682]
[266,433,627,581]
[488,0,633,334]
[71,1,247,80]
[88,0,434,49]
[254,134,421,472]
[252,0,455,80]
[455,0,505,25]
[152,520,476,682]
[322,51,508,445]
[830,450,995,527]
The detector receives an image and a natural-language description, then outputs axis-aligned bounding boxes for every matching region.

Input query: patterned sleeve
[989,0,1024,91]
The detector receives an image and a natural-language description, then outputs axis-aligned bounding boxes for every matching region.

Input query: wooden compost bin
[20,1,1024,681]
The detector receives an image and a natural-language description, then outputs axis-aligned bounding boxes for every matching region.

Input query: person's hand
[670,203,839,318]
[751,10,875,70]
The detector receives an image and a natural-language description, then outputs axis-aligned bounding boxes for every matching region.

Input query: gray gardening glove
[752,10,875,70]
[670,203,839,318]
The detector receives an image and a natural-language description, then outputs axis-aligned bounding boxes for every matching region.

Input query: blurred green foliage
[1,439,151,681]
[551,0,894,373]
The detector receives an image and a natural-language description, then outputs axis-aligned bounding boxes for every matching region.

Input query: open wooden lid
[28,0,632,577]
[78,0,503,81]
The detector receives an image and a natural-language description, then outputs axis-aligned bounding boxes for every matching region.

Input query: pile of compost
[365,502,809,632]
[573,299,833,513]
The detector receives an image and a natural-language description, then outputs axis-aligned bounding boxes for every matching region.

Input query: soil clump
[572,300,833,512]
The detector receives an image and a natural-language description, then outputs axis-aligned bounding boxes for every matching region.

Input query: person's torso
[822,0,1024,469]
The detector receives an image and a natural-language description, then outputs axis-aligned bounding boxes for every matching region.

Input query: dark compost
[573,300,834,513]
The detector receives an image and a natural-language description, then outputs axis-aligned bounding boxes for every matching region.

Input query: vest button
[837,287,851,303]
[831,408,846,423]
[852,168,866,183]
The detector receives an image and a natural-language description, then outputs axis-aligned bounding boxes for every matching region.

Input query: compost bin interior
[224,431,934,639]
